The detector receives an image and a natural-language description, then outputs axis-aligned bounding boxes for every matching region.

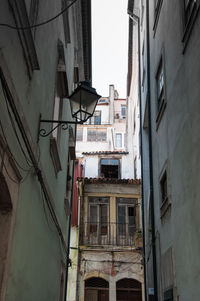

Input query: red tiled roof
[82,151,129,155]
[77,177,141,185]
[114,98,127,101]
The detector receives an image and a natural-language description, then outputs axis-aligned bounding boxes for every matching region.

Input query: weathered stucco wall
[0,0,87,300]
[78,250,144,301]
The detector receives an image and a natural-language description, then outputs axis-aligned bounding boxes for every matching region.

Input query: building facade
[0,0,92,300]
[67,84,143,301]
[76,84,140,180]
[77,178,143,301]
[128,0,200,300]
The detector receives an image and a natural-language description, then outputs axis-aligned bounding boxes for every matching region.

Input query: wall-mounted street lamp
[38,81,101,139]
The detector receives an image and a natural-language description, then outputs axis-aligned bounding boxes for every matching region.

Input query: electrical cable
[0,121,32,173]
[0,0,78,30]
[1,74,67,253]
[1,79,33,168]
[40,186,56,233]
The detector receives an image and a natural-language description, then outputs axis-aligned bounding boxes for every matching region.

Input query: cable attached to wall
[0,70,68,254]
[0,0,78,30]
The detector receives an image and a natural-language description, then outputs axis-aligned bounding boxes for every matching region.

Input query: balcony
[81,222,141,247]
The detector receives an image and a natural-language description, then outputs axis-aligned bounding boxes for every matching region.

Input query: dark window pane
[100,205,107,235]
[76,129,83,141]
[160,171,167,203]
[121,105,126,117]
[96,130,107,141]
[90,206,97,233]
[164,288,173,301]
[87,130,96,141]
[118,206,126,235]
[90,205,97,222]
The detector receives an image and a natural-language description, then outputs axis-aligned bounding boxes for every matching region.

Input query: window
[29,0,39,32]
[134,157,137,179]
[88,197,109,244]
[142,42,146,88]
[184,0,197,25]
[160,170,167,204]
[155,55,166,123]
[100,158,120,179]
[87,129,107,142]
[76,128,83,141]
[9,0,39,77]
[50,41,68,174]
[153,0,163,31]
[156,59,164,110]
[182,0,199,50]
[161,248,174,301]
[115,133,122,148]
[85,277,109,301]
[98,98,108,104]
[164,288,173,301]
[62,0,71,46]
[117,198,137,245]
[133,108,136,133]
[52,94,63,142]
[116,279,142,301]
[140,0,145,28]
[89,111,101,125]
[121,105,126,118]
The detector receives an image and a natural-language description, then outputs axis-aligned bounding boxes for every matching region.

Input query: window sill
[182,3,200,53]
[160,197,171,219]
[156,98,166,130]
[50,137,62,175]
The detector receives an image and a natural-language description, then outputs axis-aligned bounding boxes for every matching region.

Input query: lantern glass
[69,82,101,122]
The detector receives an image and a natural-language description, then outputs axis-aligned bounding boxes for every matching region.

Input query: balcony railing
[81,222,139,246]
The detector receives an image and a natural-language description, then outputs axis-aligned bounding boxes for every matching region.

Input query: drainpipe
[64,124,77,301]
[127,9,147,301]
[146,0,158,300]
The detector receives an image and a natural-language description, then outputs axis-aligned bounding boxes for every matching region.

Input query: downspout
[64,124,77,301]
[127,9,147,301]
[146,0,158,300]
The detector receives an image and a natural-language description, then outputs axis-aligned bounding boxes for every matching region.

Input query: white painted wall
[84,157,99,178]
[76,85,136,180]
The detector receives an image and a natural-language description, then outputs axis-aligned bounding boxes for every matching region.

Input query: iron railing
[81,222,139,246]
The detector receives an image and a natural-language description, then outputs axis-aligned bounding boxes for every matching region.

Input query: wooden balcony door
[88,197,109,245]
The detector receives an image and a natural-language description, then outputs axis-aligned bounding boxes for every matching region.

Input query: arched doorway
[85,277,109,301]
[116,278,142,301]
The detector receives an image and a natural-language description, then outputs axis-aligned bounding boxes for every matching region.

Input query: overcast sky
[92,0,128,98]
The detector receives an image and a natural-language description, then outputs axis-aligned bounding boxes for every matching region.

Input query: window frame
[88,197,110,242]
[89,110,101,125]
[163,287,174,301]
[181,0,200,52]
[153,0,163,34]
[159,165,171,218]
[8,0,39,78]
[121,105,126,118]
[50,41,69,175]
[116,198,137,243]
[115,133,122,148]
[155,50,167,127]
[76,128,83,141]
[100,158,120,179]
[87,128,107,142]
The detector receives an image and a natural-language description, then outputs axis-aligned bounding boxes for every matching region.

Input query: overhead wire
[0,120,32,173]
[1,79,33,168]
[0,74,68,254]
[0,0,78,30]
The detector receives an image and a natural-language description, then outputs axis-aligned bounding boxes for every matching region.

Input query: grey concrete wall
[138,0,200,300]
